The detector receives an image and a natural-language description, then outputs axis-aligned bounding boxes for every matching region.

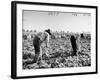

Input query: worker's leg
[33,44,40,63]
[34,51,40,63]
[40,46,43,60]
[76,37,81,53]
[71,43,77,56]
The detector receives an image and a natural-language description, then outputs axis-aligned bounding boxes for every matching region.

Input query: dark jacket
[33,36,41,52]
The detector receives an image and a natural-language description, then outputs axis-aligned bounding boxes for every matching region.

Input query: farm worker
[44,29,52,47]
[33,33,41,63]
[76,33,85,53]
[70,35,77,56]
[76,33,84,53]
[43,29,53,57]
[33,29,54,63]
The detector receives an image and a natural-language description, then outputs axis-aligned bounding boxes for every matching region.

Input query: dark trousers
[33,44,40,63]
[70,36,77,56]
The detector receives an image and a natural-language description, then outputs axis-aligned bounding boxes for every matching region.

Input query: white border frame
[16,3,96,77]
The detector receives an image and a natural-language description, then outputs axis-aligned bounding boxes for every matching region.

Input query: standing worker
[70,35,77,56]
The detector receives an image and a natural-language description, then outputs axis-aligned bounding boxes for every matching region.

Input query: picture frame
[11,1,98,79]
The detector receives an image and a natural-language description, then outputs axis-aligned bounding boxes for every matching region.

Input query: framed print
[11,1,98,79]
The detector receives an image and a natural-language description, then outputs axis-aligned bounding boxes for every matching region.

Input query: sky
[23,10,91,33]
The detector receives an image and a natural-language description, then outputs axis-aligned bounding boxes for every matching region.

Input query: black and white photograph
[22,10,91,69]
[11,1,97,79]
